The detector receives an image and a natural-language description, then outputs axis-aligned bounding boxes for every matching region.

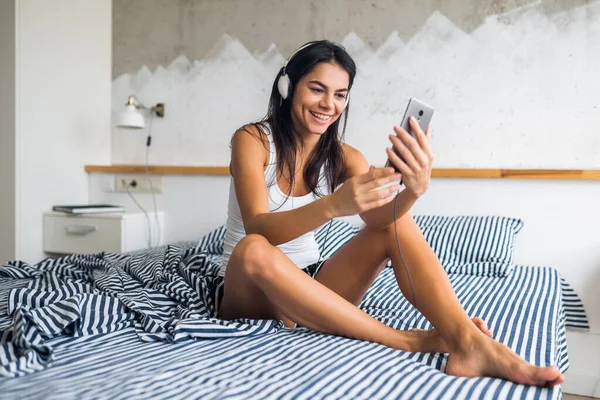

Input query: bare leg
[313,212,564,387]
[219,234,442,353]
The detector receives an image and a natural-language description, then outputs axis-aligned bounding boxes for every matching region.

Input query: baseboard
[563,369,600,397]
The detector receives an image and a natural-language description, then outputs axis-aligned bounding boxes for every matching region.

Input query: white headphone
[277,42,350,108]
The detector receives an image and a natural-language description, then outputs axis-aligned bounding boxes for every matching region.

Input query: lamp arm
[125,95,165,118]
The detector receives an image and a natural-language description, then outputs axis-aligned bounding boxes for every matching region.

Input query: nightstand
[43,211,165,254]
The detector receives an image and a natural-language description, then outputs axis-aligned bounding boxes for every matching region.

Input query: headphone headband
[281,41,319,74]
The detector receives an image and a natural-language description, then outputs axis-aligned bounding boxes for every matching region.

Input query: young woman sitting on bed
[217,40,563,387]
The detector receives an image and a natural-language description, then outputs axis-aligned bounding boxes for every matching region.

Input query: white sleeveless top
[219,124,331,277]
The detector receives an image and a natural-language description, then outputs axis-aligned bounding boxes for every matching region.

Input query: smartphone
[385,97,435,173]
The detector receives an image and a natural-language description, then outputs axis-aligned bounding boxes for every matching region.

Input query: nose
[319,93,335,110]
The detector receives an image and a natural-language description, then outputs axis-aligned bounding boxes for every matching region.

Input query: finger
[418,127,434,161]
[359,172,402,193]
[413,121,431,150]
[386,147,410,175]
[424,128,435,158]
[357,166,396,184]
[361,184,402,203]
[392,128,428,168]
[363,191,398,211]
[389,132,422,169]
[408,116,425,138]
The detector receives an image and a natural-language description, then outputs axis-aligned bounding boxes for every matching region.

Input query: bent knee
[230,234,276,280]
[387,210,414,229]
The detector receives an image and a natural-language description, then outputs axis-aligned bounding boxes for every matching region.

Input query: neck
[296,132,321,158]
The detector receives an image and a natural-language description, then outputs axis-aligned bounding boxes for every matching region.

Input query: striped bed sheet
[0,239,589,399]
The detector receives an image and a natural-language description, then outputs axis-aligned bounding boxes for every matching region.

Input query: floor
[563,395,598,400]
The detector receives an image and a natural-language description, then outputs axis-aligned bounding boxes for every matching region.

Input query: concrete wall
[113,0,589,78]
[110,0,600,170]
[0,1,17,263]
[107,1,600,395]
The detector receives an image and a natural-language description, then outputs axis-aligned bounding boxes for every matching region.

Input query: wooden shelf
[85,165,229,175]
[85,165,600,181]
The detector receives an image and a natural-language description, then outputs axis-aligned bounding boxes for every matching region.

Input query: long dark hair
[251,40,357,197]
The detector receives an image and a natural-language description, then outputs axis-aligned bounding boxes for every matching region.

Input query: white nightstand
[43,211,165,254]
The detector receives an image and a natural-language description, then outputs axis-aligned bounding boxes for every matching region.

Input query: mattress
[0,237,588,400]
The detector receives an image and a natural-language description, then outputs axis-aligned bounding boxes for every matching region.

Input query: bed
[0,216,589,399]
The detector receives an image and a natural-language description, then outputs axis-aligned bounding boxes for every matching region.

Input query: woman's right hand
[329,167,402,217]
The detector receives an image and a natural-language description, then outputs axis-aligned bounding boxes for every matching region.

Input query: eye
[310,88,323,94]
[336,93,347,100]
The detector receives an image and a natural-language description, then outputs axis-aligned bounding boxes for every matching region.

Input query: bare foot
[446,332,565,387]
[410,317,492,353]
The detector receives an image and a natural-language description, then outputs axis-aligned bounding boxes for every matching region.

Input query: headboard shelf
[85,165,600,180]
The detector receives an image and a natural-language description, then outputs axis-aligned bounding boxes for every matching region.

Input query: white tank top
[219,123,331,277]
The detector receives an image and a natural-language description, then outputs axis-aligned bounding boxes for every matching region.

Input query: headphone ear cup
[277,74,290,100]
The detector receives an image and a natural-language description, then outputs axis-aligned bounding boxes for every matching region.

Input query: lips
[309,111,333,123]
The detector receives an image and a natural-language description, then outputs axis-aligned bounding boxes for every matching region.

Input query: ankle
[446,325,481,354]
[388,329,420,352]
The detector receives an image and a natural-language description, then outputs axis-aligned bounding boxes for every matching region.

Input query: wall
[103,0,599,395]
[12,0,112,264]
[0,1,17,264]
[89,172,600,395]
[113,0,591,78]
[111,0,600,170]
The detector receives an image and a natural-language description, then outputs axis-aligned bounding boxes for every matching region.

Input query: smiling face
[290,62,350,140]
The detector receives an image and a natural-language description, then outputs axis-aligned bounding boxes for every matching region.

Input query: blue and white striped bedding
[0,221,589,399]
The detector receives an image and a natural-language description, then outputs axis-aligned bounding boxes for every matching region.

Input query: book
[52,204,125,214]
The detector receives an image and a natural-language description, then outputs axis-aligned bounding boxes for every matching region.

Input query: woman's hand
[329,167,402,217]
[386,116,434,198]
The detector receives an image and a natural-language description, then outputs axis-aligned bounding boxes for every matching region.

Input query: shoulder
[230,123,270,173]
[341,143,369,180]
[232,123,269,149]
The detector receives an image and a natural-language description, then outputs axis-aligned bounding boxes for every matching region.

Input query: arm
[231,125,336,246]
[342,145,418,229]
[345,117,434,229]
[232,126,403,246]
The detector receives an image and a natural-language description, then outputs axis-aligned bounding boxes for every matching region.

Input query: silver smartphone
[385,97,435,173]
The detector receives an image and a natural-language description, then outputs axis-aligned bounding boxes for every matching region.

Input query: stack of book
[52,204,125,215]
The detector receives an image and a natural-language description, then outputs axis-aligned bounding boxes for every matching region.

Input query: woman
[218,40,563,387]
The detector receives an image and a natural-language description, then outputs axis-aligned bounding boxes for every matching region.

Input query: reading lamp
[116,95,165,130]
[115,94,165,248]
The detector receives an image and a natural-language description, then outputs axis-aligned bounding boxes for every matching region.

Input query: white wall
[14,0,112,264]
[89,174,600,396]
[97,0,600,395]
[0,1,17,264]
[409,178,600,397]
[111,2,600,170]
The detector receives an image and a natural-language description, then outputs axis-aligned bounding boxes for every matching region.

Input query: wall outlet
[115,175,164,193]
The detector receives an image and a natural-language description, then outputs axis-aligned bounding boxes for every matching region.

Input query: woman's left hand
[385,116,434,198]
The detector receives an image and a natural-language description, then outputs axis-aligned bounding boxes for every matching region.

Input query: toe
[545,376,564,388]
[472,317,493,338]
[532,366,562,387]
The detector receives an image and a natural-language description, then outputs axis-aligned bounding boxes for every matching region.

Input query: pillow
[315,216,522,277]
[413,215,523,276]
[197,215,522,277]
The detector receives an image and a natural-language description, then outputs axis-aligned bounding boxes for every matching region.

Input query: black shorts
[215,259,328,316]
[302,259,328,279]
